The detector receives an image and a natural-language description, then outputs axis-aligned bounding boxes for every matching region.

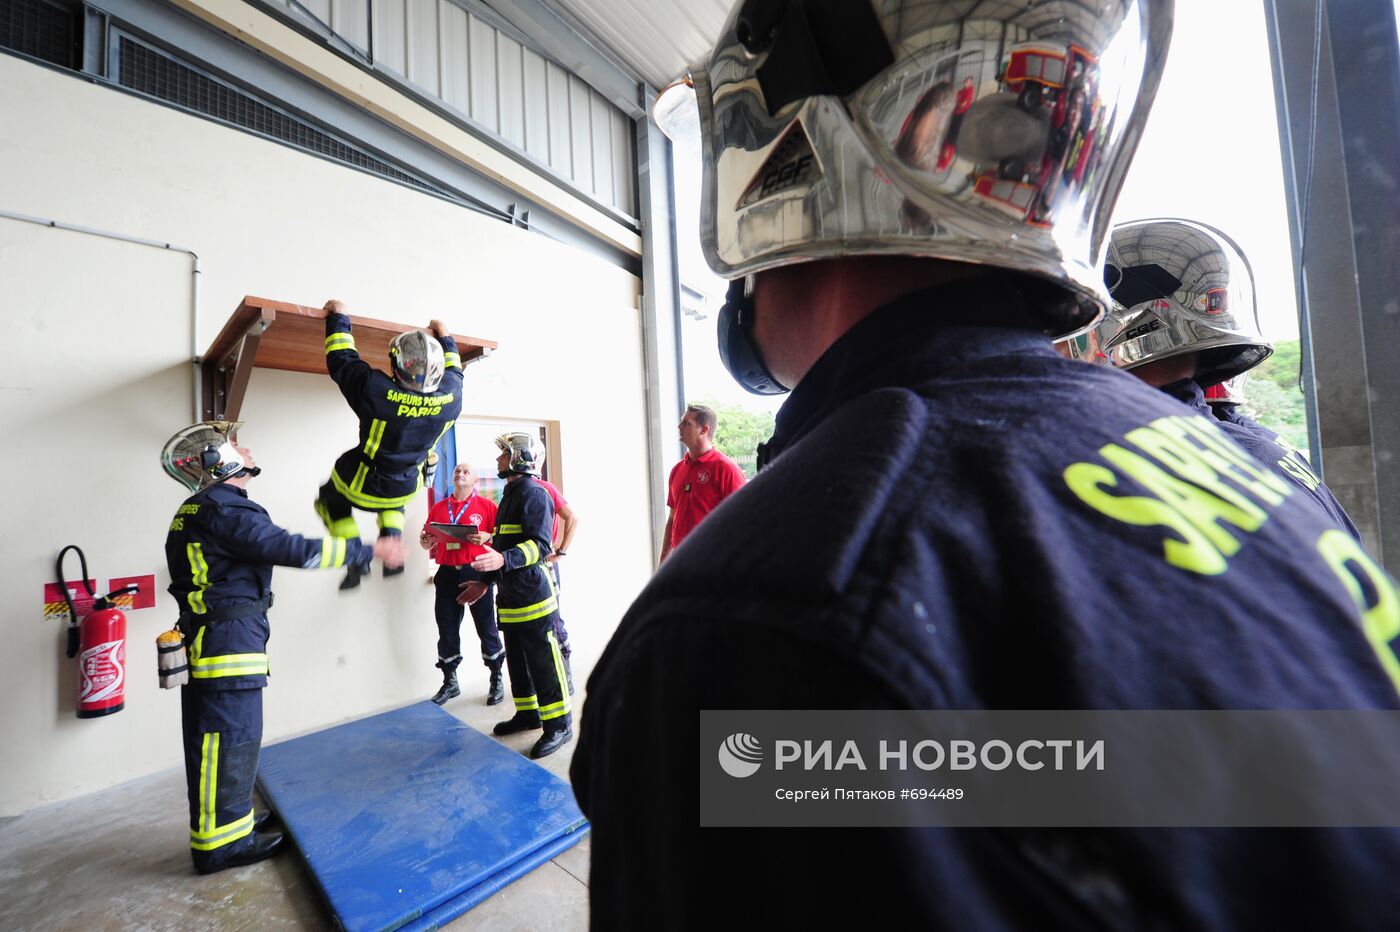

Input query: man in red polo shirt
[419,462,503,706]
[661,404,746,561]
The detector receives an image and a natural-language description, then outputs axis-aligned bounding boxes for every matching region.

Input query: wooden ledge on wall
[200,296,497,421]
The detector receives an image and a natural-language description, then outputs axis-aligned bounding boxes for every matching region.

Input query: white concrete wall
[0,54,648,815]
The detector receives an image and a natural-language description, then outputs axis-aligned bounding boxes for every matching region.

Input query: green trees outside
[1244,339,1309,451]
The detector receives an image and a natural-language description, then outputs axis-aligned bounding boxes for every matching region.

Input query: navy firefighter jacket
[572,280,1400,931]
[1163,378,1361,542]
[490,475,557,620]
[165,481,374,690]
[324,311,464,509]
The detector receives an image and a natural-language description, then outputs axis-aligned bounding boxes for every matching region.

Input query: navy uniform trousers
[433,564,503,672]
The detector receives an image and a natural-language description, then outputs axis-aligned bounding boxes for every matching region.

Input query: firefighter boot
[530,725,574,760]
[194,831,286,875]
[339,564,364,591]
[487,667,505,706]
[431,662,460,706]
[493,711,542,736]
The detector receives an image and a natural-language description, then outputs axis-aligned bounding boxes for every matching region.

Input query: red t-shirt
[536,478,567,546]
[667,448,746,549]
[423,492,498,566]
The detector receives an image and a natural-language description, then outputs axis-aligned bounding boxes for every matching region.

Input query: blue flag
[431,428,457,503]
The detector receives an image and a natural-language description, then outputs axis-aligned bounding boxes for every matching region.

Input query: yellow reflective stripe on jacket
[190,810,255,851]
[443,351,461,369]
[498,524,523,535]
[515,540,540,566]
[378,510,406,531]
[350,462,370,494]
[319,538,347,569]
[330,468,421,509]
[186,543,209,615]
[324,333,356,354]
[497,595,558,623]
[363,419,386,459]
[191,652,270,679]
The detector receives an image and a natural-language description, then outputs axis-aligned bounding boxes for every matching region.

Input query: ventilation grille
[0,0,79,68]
[116,35,449,196]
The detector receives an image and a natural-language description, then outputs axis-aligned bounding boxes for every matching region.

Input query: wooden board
[203,296,497,375]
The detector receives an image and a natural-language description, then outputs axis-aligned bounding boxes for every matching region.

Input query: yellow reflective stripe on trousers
[443,351,461,369]
[190,810,255,851]
[363,419,386,459]
[330,468,421,509]
[540,631,571,721]
[498,524,523,534]
[497,595,557,623]
[191,652,270,679]
[324,334,356,354]
[514,695,539,710]
[186,543,209,615]
[199,732,219,834]
[319,538,347,569]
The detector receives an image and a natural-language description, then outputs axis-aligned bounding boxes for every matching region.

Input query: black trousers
[501,612,571,735]
[181,685,262,870]
[433,564,502,670]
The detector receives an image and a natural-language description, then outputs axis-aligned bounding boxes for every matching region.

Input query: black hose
[55,546,95,658]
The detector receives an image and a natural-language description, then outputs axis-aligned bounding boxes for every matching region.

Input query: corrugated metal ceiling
[546,0,731,89]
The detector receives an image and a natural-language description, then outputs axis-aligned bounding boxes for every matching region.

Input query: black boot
[493,711,542,736]
[487,668,505,706]
[339,564,364,590]
[383,563,405,578]
[194,831,286,875]
[431,663,460,706]
[530,726,573,760]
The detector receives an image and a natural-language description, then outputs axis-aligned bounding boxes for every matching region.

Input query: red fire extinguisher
[56,546,139,719]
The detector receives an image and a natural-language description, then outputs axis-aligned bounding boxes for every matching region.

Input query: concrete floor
[0,678,590,931]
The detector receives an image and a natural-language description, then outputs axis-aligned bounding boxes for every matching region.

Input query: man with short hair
[162,421,400,875]
[659,404,745,562]
[572,2,1400,927]
[419,462,503,706]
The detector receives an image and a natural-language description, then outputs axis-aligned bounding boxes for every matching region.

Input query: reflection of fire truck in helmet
[972,42,1102,225]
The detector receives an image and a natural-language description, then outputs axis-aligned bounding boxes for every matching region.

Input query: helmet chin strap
[717,277,788,396]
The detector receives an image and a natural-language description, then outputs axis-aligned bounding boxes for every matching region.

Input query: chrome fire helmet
[161,421,254,492]
[494,432,544,477]
[389,329,446,393]
[657,0,1174,392]
[1068,218,1273,387]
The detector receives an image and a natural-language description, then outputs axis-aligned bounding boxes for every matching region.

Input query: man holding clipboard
[419,463,503,706]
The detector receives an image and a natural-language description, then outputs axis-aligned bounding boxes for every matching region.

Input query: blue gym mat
[257,701,588,932]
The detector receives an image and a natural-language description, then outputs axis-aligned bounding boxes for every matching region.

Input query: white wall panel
[439,1,470,113]
[568,74,592,195]
[521,48,550,162]
[496,33,525,150]
[405,0,440,94]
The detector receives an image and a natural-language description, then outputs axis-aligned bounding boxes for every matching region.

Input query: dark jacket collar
[1158,378,1211,415]
[759,279,1061,468]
